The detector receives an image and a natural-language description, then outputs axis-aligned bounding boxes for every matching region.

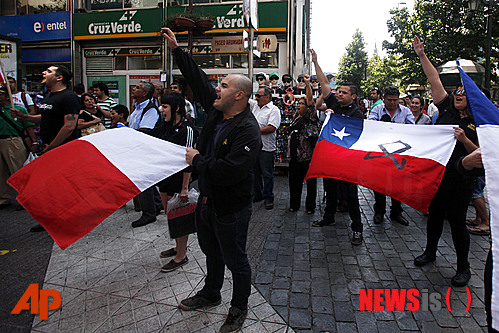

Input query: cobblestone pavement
[2,174,490,332]
[254,175,490,332]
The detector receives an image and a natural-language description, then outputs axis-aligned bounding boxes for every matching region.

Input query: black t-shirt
[39,89,81,145]
[435,94,477,178]
[324,91,363,119]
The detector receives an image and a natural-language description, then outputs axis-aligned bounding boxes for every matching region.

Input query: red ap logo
[11,284,61,320]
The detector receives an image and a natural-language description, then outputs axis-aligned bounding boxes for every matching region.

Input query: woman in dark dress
[413,36,479,287]
[77,93,112,135]
[287,74,319,214]
[154,93,197,272]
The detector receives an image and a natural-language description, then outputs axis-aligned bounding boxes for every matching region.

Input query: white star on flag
[332,127,350,140]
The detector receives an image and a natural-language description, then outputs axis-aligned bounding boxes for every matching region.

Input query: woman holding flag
[153,93,197,272]
[412,36,479,287]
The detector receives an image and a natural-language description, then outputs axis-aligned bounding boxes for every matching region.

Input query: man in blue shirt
[367,86,415,226]
[129,81,163,227]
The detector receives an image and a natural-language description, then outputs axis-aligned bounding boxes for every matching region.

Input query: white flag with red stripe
[8,127,189,249]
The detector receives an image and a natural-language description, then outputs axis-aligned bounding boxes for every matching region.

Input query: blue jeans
[196,200,252,310]
[253,150,275,202]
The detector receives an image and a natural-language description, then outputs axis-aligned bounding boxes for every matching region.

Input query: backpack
[138,100,162,134]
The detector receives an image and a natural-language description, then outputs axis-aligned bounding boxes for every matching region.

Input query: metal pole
[249,27,254,80]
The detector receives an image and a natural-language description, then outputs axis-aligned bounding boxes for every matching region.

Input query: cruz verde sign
[84,47,161,57]
[73,8,162,40]
[167,1,287,34]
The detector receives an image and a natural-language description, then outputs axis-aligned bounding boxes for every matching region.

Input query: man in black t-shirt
[310,49,364,246]
[11,64,80,232]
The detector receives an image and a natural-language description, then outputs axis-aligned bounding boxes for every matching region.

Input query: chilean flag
[8,127,188,250]
[459,63,499,330]
[305,114,456,213]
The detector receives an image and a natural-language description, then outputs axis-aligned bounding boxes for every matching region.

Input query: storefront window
[172,52,277,70]
[114,57,126,70]
[125,0,158,8]
[232,54,248,69]
[192,54,230,69]
[17,0,67,14]
[89,0,158,10]
[128,55,162,70]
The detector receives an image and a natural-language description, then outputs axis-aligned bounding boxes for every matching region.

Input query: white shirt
[12,91,34,110]
[250,99,281,152]
[427,102,438,117]
[185,99,195,119]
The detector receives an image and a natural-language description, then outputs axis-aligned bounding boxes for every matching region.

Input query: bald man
[162,28,261,332]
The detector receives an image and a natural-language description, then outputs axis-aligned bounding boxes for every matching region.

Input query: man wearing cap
[295,74,306,95]
[0,86,37,210]
[310,75,320,99]
[250,86,281,209]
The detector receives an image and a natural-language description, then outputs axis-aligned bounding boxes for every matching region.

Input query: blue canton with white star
[319,113,364,148]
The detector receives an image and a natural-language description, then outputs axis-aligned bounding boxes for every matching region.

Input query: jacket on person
[173,47,262,216]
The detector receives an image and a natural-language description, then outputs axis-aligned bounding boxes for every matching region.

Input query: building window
[89,0,159,10]
[128,55,161,70]
[114,57,126,70]
[16,0,67,15]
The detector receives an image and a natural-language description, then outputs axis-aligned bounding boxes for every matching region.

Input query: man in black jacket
[162,28,261,333]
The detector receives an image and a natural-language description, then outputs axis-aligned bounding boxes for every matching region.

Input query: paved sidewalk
[254,177,490,332]
[30,206,292,332]
[6,174,490,332]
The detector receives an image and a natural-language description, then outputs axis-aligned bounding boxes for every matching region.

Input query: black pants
[373,191,403,217]
[288,160,316,211]
[138,185,162,220]
[424,178,473,272]
[323,178,362,232]
[196,201,252,310]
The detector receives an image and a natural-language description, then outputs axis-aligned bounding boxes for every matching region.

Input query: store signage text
[216,5,245,29]
[33,21,67,33]
[84,47,160,57]
[73,8,161,39]
[212,36,244,53]
[0,43,13,54]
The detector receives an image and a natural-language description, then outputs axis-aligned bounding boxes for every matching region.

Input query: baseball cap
[256,72,266,79]
[297,74,305,79]
[269,72,279,80]
[311,75,318,80]
[282,74,292,81]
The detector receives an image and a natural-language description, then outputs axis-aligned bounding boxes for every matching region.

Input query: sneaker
[351,231,363,245]
[312,219,335,227]
[161,257,188,272]
[179,292,222,311]
[264,201,274,210]
[373,213,384,224]
[160,248,177,258]
[414,252,436,267]
[451,269,471,287]
[390,214,409,226]
[219,307,248,333]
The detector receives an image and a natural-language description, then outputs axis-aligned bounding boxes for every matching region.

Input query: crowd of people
[0,31,495,332]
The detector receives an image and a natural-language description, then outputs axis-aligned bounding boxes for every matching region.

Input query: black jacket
[173,47,262,216]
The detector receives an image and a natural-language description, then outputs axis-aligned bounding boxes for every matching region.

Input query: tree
[383,0,499,87]
[361,54,404,96]
[337,29,368,90]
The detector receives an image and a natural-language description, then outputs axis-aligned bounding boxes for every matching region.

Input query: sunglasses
[453,89,466,96]
[255,93,266,98]
[298,79,304,83]
[256,77,265,81]
[283,79,292,83]
[270,76,279,80]
[311,80,318,83]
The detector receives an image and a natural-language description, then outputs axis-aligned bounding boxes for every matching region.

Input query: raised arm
[413,36,447,104]
[303,74,314,106]
[310,49,331,99]
[162,28,216,112]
